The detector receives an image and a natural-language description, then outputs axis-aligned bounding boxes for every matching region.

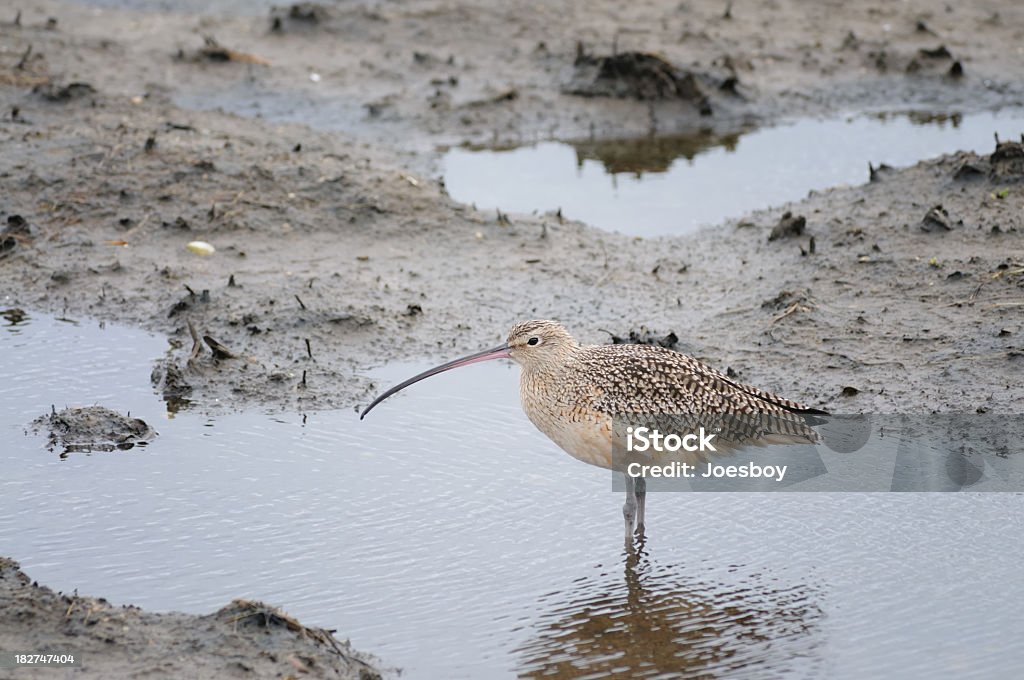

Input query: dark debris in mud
[30,406,155,456]
[921,204,955,232]
[1,214,32,257]
[768,211,806,241]
[949,137,1024,183]
[270,3,332,33]
[991,136,1024,179]
[179,37,270,66]
[862,40,965,79]
[1,307,27,324]
[604,327,680,350]
[211,597,384,680]
[868,162,894,182]
[566,48,713,114]
[32,81,95,102]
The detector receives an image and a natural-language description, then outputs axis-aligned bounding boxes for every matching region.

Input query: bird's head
[359,319,577,419]
[506,319,578,372]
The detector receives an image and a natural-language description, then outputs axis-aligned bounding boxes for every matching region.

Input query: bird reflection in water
[513,541,823,679]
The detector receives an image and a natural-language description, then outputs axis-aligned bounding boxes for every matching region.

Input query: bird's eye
[527,337,540,346]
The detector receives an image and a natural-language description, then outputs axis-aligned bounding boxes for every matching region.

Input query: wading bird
[361,320,826,538]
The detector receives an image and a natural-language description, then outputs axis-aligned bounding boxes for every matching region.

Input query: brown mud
[1,0,1023,676]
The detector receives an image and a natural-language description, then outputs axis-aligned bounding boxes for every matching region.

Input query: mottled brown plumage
[508,320,825,469]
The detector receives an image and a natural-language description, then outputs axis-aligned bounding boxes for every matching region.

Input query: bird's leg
[634,475,646,537]
[622,474,638,542]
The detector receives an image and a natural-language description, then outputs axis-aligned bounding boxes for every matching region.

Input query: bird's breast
[519,372,614,469]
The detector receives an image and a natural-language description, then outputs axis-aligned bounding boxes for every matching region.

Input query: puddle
[443,109,1024,237]
[2,311,1024,678]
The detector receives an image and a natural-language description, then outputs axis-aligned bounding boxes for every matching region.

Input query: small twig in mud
[82,604,100,626]
[187,319,203,360]
[16,44,32,70]
[301,370,307,388]
[184,284,197,296]
[305,338,313,360]
[120,213,150,241]
[204,335,236,360]
[295,294,306,310]
[13,10,21,26]
[946,283,986,307]
[771,301,812,324]
[718,305,757,317]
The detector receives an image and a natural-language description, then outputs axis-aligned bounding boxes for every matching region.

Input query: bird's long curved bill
[359,344,511,419]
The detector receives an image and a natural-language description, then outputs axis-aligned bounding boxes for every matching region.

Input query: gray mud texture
[0,0,1022,417]
[0,558,384,679]
[1,0,1024,676]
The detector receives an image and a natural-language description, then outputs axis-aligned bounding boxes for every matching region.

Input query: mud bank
[0,0,1021,418]
[5,0,1024,159]
[2,85,1022,415]
[0,557,383,679]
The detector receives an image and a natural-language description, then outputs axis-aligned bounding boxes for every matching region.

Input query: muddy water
[444,110,1024,236]
[2,312,1023,679]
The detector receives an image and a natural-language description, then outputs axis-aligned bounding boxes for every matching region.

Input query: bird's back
[519,342,824,468]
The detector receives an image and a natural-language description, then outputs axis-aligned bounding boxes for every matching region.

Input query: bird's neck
[519,347,581,391]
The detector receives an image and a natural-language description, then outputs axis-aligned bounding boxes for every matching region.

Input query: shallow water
[2,312,1023,678]
[444,109,1024,236]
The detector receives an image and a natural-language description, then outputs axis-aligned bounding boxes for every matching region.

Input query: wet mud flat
[0,0,1022,416]
[1,0,1023,677]
[1,85,1021,416]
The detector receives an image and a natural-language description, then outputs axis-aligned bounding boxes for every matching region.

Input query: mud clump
[920,205,955,232]
[768,211,806,241]
[31,406,155,455]
[1,307,27,325]
[566,49,712,114]
[949,138,1024,183]
[953,161,986,180]
[991,137,1024,179]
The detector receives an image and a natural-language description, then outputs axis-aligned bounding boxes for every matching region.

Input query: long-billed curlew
[361,320,827,538]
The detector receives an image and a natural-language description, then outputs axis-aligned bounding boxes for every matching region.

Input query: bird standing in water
[361,320,826,538]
